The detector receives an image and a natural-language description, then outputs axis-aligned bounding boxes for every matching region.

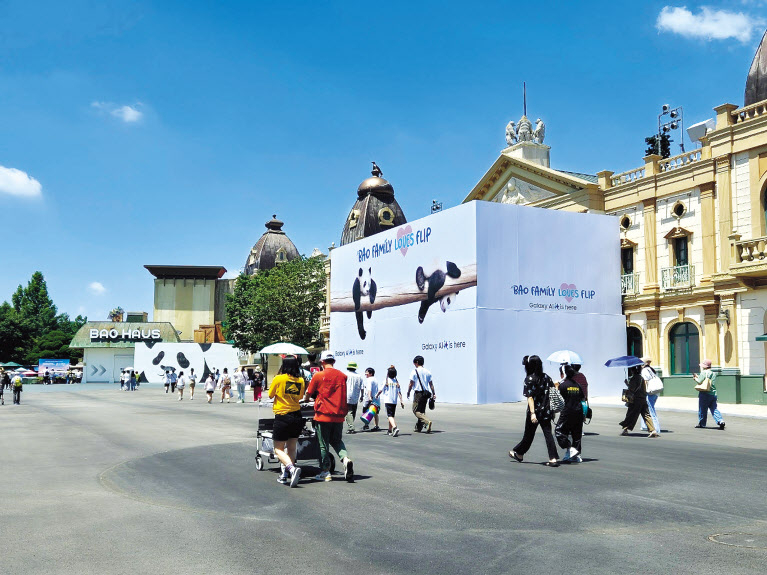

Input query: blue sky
[1,0,765,321]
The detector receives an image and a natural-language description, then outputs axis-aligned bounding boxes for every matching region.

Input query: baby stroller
[254,399,337,473]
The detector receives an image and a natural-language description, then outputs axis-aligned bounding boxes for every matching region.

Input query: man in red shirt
[305,351,355,482]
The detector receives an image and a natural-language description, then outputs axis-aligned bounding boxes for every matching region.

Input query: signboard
[38,359,70,374]
[329,201,626,404]
[90,328,162,341]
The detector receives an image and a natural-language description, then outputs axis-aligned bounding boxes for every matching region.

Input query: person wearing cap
[253,365,265,402]
[361,367,380,431]
[407,355,436,433]
[344,361,364,434]
[640,357,662,434]
[304,351,355,482]
[692,359,725,430]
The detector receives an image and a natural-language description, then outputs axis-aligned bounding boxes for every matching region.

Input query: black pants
[171,382,176,393]
[513,411,559,460]
[13,388,21,404]
[620,397,654,432]
[555,412,583,453]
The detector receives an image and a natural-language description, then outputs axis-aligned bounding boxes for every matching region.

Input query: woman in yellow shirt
[268,356,307,488]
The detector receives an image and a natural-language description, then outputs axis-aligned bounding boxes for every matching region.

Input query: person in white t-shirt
[188,368,197,400]
[639,357,661,436]
[361,367,380,431]
[407,355,436,433]
[376,366,405,436]
[344,362,364,434]
[176,371,186,401]
[204,373,216,403]
[233,367,246,403]
[164,370,171,394]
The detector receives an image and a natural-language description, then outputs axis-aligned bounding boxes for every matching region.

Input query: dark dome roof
[746,29,767,106]
[245,215,300,274]
[341,165,407,246]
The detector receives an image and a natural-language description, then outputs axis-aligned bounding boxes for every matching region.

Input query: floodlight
[670,110,678,118]
[670,122,678,130]
[662,104,670,113]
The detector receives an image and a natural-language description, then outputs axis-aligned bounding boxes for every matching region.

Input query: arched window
[670,322,700,375]
[627,326,643,357]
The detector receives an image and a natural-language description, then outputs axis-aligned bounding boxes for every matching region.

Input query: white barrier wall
[329,201,625,404]
[134,342,240,383]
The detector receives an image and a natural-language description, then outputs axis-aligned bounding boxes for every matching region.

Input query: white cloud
[91,101,144,123]
[88,282,107,295]
[656,6,765,43]
[0,165,42,198]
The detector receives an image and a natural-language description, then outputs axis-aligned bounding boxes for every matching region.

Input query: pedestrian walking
[0,368,5,405]
[407,355,435,433]
[204,373,216,403]
[693,359,725,429]
[220,368,232,403]
[640,357,663,434]
[619,365,658,437]
[234,366,247,403]
[12,373,23,405]
[571,363,588,400]
[253,365,265,402]
[361,367,380,431]
[509,355,560,466]
[555,364,585,463]
[120,369,127,390]
[344,362,364,434]
[129,370,137,391]
[304,351,355,482]
[169,370,178,393]
[1,369,10,391]
[177,371,186,400]
[164,370,171,393]
[188,368,197,400]
[269,355,306,488]
[375,366,405,436]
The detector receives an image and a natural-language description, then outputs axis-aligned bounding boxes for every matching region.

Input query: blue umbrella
[604,355,644,368]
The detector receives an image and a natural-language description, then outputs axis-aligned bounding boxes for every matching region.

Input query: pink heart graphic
[397,225,413,256]
[560,283,577,303]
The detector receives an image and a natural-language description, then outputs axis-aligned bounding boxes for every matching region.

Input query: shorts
[272,411,304,441]
[385,403,397,417]
[189,383,195,388]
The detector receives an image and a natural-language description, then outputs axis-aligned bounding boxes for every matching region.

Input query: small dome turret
[244,214,300,274]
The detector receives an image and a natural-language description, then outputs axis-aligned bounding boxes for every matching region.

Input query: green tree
[644,134,672,159]
[12,271,59,339]
[225,256,325,353]
[25,330,82,364]
[0,302,29,363]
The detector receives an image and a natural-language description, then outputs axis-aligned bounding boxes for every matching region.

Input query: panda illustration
[415,261,461,323]
[352,267,377,340]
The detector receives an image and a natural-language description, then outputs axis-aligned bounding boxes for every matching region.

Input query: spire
[523,81,527,117]
[745,29,767,106]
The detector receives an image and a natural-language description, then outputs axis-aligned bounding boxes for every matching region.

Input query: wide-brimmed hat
[641,357,652,365]
[699,359,712,369]
[347,361,358,370]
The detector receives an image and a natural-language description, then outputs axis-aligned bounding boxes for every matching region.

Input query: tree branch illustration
[331,264,477,313]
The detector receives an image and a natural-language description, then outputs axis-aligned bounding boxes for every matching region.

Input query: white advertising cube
[329,201,625,404]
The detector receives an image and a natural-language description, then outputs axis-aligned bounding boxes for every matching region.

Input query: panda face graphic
[135,343,239,384]
[439,291,458,312]
[415,261,461,323]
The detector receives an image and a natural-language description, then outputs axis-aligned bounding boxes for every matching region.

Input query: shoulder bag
[694,373,712,392]
[644,367,664,395]
[415,369,434,409]
[547,378,564,413]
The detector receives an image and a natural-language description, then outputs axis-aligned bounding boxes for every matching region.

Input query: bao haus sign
[90,328,162,341]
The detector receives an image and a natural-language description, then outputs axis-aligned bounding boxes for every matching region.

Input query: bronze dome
[357,176,395,199]
[245,215,300,274]
[341,164,407,246]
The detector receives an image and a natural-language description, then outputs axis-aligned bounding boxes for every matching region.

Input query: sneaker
[372,425,380,431]
[562,450,571,462]
[227,399,230,403]
[220,399,223,403]
[289,466,302,488]
[277,474,289,484]
[346,429,356,434]
[426,421,433,433]
[392,427,400,437]
[620,428,628,436]
[178,397,182,401]
[386,430,392,435]
[362,424,370,431]
[313,471,331,482]
[569,447,579,458]
[648,431,660,438]
[574,455,582,463]
[695,424,705,428]
[413,426,421,433]
[719,421,726,430]
[343,458,354,482]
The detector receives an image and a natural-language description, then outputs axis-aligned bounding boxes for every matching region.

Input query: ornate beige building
[462,39,767,404]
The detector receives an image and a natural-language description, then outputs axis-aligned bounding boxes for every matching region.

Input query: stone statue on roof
[533,118,545,144]
[505,121,517,146]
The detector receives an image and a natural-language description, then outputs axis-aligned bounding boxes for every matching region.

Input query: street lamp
[431,199,443,214]
[658,104,684,155]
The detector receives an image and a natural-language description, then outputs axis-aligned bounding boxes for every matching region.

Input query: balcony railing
[731,100,767,125]
[610,167,645,187]
[733,236,767,263]
[621,272,640,295]
[661,265,695,291]
[320,316,330,331]
[659,149,702,172]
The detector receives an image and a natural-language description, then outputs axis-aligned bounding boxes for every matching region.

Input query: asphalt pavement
[1,385,766,574]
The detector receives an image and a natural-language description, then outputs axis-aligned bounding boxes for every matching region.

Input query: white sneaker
[289,466,302,488]
[313,471,331,482]
[568,447,579,459]
[178,397,182,401]
[574,455,582,463]
[392,427,400,437]
[227,399,230,403]
[277,474,289,484]
[343,458,354,482]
